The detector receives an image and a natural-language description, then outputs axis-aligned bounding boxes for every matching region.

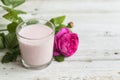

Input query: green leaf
[16,17,23,24]
[2,48,20,63]
[45,21,53,27]
[54,55,64,62]
[7,22,18,33]
[10,0,25,8]
[5,33,18,49]
[1,0,11,6]
[2,6,25,23]
[55,24,65,34]
[49,16,66,34]
[0,33,5,49]
[3,12,18,22]
[3,12,23,23]
[1,6,11,12]
[50,19,55,25]
[26,19,39,25]
[2,6,26,14]
[1,0,25,8]
[50,16,66,26]
[13,9,26,14]
[0,36,4,49]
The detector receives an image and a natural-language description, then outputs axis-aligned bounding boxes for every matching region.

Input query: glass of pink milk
[16,18,55,69]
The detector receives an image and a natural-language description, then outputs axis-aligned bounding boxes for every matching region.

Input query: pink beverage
[16,19,54,69]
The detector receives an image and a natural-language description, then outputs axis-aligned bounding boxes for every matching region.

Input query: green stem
[0,29,7,31]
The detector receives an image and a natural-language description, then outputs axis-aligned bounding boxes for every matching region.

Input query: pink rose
[54,27,79,57]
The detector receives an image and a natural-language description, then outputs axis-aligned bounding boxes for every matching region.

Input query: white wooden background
[1,0,120,80]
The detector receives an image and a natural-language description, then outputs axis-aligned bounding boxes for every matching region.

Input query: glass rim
[16,18,55,40]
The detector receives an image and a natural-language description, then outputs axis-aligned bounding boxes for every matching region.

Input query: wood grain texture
[0,0,120,80]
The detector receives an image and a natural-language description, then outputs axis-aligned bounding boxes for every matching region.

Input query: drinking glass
[16,18,55,69]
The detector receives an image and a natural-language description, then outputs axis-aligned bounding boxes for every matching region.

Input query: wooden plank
[16,0,120,13]
[0,61,120,80]
[27,0,120,1]
[1,0,120,14]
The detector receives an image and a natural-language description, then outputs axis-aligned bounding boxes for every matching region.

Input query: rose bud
[67,22,74,28]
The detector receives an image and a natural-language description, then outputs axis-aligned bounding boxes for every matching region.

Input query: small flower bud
[67,22,74,28]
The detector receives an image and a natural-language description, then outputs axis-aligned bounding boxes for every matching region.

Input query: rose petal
[56,27,70,39]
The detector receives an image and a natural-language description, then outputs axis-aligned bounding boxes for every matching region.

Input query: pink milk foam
[18,24,54,66]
